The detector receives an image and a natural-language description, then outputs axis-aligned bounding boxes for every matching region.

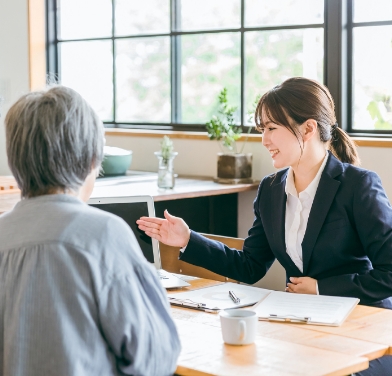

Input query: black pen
[229,290,240,304]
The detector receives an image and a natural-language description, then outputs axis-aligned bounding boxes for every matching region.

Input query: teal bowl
[101,147,133,176]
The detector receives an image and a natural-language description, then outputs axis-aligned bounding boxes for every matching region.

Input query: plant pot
[214,153,253,184]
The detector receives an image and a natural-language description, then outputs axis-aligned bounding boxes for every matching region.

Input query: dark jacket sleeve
[318,171,392,303]
[179,178,276,284]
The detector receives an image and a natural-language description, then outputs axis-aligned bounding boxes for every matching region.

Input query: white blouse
[285,152,329,292]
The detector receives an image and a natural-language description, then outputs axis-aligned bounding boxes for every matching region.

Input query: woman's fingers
[286,283,296,293]
[138,212,190,247]
[136,218,162,229]
[137,216,165,225]
[145,230,162,241]
[164,210,185,225]
[139,226,160,235]
[164,209,177,223]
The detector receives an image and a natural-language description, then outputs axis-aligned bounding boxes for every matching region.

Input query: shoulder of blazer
[260,152,374,189]
[325,151,373,182]
[262,168,289,187]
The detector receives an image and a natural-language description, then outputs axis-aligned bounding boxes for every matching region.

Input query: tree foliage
[367,98,392,130]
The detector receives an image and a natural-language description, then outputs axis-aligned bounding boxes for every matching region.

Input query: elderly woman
[0,86,180,376]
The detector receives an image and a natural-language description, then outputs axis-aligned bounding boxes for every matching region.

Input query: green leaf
[367,101,381,121]
[206,88,257,152]
[367,100,392,130]
[160,135,174,161]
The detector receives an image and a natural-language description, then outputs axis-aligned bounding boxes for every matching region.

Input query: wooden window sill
[105,129,392,147]
[350,137,392,148]
[104,129,263,142]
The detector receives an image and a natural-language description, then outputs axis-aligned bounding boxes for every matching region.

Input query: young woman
[138,77,392,374]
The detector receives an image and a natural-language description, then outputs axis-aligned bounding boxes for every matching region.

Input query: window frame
[345,0,392,136]
[45,0,392,136]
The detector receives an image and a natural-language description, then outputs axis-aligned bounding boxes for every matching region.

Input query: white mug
[219,309,258,345]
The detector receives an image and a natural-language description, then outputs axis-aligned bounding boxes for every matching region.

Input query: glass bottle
[154,151,178,189]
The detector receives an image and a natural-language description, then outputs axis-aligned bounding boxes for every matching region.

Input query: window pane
[115,0,170,36]
[60,41,113,121]
[179,0,240,31]
[354,0,392,23]
[245,29,323,124]
[352,26,392,130]
[58,0,112,40]
[116,38,170,122]
[245,0,324,27]
[181,33,241,124]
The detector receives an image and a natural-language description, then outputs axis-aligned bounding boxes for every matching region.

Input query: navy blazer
[180,152,392,308]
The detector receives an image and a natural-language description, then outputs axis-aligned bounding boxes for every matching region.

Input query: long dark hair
[254,77,360,166]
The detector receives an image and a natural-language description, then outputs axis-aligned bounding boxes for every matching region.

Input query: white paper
[167,282,271,310]
[253,291,359,326]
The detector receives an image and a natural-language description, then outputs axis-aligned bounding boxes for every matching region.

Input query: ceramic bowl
[101,146,132,176]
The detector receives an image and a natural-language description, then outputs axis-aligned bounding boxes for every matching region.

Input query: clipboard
[167,282,271,313]
[252,291,359,326]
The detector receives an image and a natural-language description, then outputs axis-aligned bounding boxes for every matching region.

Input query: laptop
[88,195,190,289]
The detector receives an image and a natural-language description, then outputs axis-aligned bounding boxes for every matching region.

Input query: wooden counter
[0,175,259,220]
[92,174,259,202]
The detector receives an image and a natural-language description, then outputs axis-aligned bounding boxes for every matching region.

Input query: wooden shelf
[0,176,19,193]
[92,175,259,202]
[0,175,259,215]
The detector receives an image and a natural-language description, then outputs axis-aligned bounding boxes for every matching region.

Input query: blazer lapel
[270,171,303,276]
[302,153,343,274]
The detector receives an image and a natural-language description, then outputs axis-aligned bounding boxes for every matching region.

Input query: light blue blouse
[0,194,180,376]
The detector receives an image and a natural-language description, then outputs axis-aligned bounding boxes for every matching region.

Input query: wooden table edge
[175,365,214,376]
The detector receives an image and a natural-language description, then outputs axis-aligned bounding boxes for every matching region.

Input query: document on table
[167,282,271,312]
[252,291,359,326]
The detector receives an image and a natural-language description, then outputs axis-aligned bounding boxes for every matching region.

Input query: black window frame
[46,0,392,136]
[345,0,392,137]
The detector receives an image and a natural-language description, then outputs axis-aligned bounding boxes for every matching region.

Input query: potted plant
[206,88,253,184]
[154,136,178,189]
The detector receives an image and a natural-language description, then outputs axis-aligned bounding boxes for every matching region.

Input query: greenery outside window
[350,0,392,132]
[46,0,392,135]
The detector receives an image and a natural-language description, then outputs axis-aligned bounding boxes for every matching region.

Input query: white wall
[106,134,392,197]
[105,134,275,181]
[357,147,392,200]
[0,0,30,175]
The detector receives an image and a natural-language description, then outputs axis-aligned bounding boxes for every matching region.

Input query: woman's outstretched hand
[136,210,191,248]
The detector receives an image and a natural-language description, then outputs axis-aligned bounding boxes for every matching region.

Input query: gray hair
[5,86,104,198]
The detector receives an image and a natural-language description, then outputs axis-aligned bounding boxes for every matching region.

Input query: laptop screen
[89,202,155,264]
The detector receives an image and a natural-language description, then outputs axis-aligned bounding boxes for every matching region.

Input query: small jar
[154,151,178,189]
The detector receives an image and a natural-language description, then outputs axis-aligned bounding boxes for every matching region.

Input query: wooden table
[170,279,392,376]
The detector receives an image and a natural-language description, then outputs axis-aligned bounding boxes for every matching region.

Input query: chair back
[160,233,244,282]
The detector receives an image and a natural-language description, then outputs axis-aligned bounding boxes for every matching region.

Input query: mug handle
[238,320,246,341]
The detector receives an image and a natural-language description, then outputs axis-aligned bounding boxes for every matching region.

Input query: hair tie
[331,122,338,133]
